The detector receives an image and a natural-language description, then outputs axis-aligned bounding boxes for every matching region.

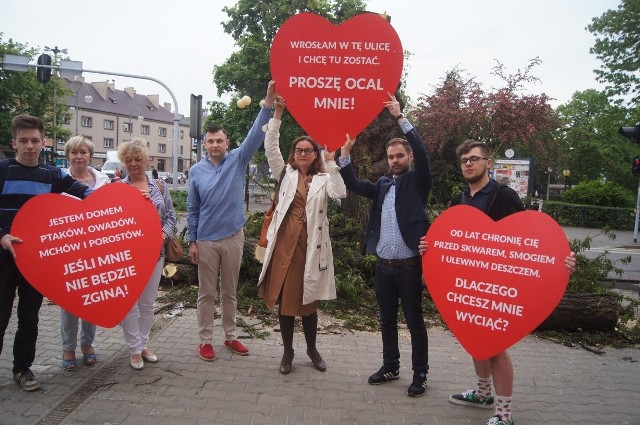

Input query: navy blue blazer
[339,127,433,255]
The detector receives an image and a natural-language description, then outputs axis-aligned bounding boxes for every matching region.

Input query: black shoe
[307,349,326,372]
[279,349,294,375]
[13,369,40,392]
[407,370,427,397]
[368,367,400,385]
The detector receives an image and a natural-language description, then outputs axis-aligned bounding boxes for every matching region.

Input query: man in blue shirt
[188,81,276,361]
[0,114,92,391]
[339,94,432,397]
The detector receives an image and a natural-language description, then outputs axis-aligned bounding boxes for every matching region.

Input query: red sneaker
[199,343,215,361]
[224,339,249,356]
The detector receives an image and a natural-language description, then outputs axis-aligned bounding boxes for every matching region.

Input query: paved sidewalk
[1,300,639,425]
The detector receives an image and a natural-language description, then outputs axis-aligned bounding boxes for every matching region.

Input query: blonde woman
[118,138,176,370]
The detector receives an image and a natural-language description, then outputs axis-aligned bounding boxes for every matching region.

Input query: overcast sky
[1,0,619,115]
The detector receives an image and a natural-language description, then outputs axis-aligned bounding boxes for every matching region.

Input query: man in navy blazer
[339,93,432,397]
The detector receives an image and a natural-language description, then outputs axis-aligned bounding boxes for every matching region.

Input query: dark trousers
[374,262,429,374]
[0,254,43,374]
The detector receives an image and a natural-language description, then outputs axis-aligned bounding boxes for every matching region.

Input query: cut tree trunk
[537,292,619,332]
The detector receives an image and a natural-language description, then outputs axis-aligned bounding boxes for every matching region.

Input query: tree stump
[160,260,198,287]
[537,292,619,332]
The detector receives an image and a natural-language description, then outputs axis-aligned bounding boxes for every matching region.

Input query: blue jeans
[60,309,96,352]
[374,262,429,374]
[0,254,44,374]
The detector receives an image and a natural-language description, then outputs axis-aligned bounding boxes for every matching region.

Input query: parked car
[158,171,172,184]
[102,160,126,182]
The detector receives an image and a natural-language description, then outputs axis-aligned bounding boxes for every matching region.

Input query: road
[563,226,640,289]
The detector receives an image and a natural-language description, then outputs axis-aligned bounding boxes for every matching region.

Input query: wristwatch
[395,114,404,121]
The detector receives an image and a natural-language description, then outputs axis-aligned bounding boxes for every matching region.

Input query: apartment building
[59,77,192,173]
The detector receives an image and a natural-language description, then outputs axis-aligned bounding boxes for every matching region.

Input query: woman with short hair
[60,136,110,371]
[118,138,176,370]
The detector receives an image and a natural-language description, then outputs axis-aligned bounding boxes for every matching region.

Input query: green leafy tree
[555,89,640,192]
[0,33,71,152]
[587,0,640,104]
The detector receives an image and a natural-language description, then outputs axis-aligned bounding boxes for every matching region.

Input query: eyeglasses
[294,148,315,156]
[460,156,489,165]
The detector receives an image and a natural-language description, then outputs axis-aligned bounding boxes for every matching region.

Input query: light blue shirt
[376,180,417,259]
[187,106,271,242]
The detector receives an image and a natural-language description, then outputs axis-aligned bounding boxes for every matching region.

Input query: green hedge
[169,189,187,212]
[542,201,635,230]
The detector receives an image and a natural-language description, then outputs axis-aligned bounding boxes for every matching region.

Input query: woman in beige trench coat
[257,96,346,374]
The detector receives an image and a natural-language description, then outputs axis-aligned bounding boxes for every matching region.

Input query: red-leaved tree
[412,59,563,204]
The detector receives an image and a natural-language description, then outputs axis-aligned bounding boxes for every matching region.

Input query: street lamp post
[546,167,553,201]
[44,46,67,151]
[237,83,253,212]
[73,83,93,135]
[562,169,571,192]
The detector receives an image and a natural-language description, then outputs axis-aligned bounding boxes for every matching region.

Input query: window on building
[104,138,114,148]
[61,115,70,124]
[159,127,167,137]
[141,125,150,135]
[158,144,166,153]
[104,119,114,130]
[180,146,183,155]
[123,122,131,133]
[158,159,165,172]
[81,116,92,127]
[180,130,184,139]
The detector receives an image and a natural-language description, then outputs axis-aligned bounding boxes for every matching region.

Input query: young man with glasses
[420,139,576,425]
[339,93,432,398]
[448,139,522,425]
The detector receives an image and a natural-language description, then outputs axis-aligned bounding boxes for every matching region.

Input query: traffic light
[632,156,640,175]
[619,125,640,143]
[36,54,52,83]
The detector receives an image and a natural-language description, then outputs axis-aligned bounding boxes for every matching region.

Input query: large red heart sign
[423,205,570,360]
[11,184,163,328]
[270,12,403,151]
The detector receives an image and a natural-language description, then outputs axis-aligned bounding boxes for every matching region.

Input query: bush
[543,201,634,229]
[169,189,187,212]
[562,180,634,208]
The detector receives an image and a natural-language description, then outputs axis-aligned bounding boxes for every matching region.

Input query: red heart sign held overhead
[11,184,163,328]
[423,205,570,360]
[270,12,404,151]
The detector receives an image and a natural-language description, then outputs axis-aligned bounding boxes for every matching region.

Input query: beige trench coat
[257,118,346,305]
